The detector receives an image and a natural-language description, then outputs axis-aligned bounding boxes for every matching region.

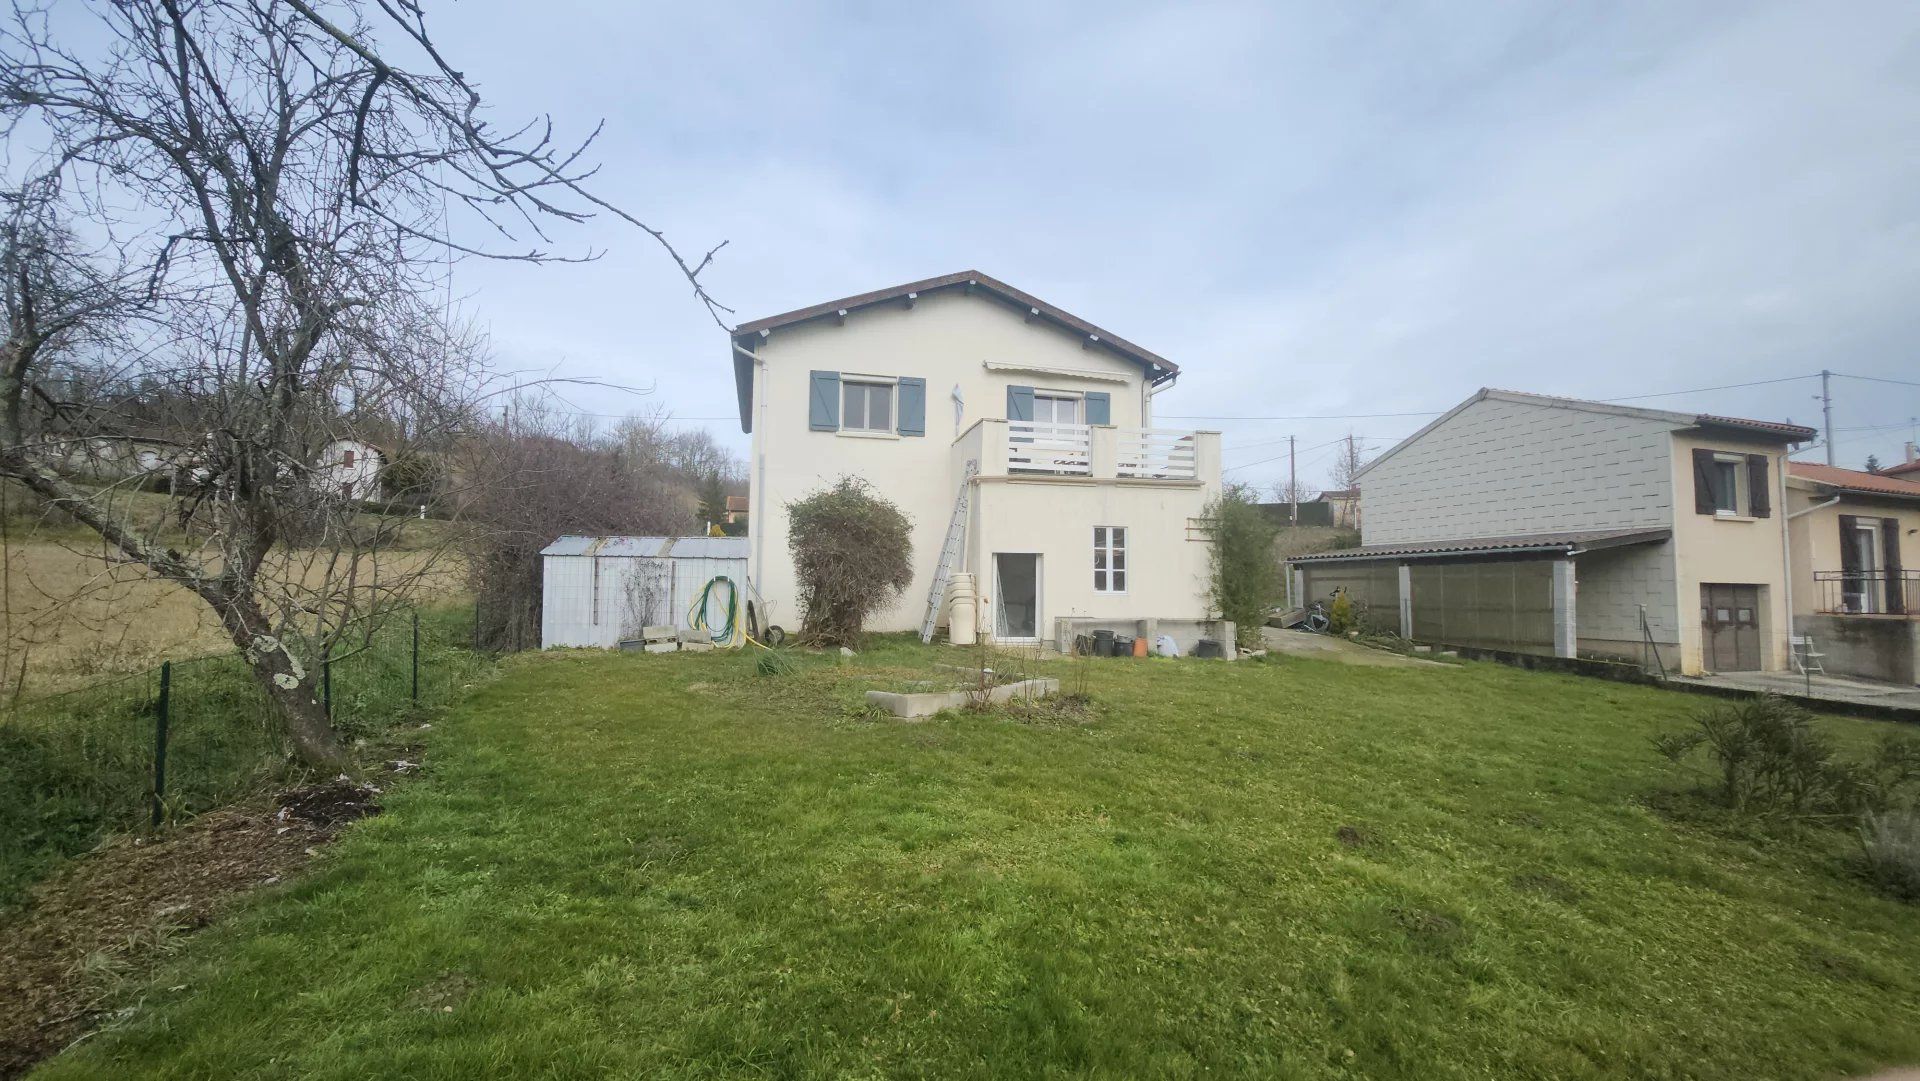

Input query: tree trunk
[214,590,352,771]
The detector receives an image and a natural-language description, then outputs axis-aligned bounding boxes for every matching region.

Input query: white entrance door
[994,553,1041,641]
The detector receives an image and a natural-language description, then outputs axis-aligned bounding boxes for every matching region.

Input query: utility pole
[1820,369,1835,466]
[1289,435,1297,526]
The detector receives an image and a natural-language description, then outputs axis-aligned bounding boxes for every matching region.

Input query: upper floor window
[842,380,894,433]
[341,448,356,468]
[1691,449,1771,519]
[810,371,925,437]
[1710,456,1741,514]
[1033,393,1080,426]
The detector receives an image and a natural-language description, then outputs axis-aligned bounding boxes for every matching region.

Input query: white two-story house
[1290,389,1816,675]
[731,271,1224,649]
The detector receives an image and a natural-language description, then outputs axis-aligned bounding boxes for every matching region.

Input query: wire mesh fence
[0,606,486,903]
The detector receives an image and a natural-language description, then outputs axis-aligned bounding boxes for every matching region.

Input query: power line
[1833,372,1920,389]
[1597,373,1817,402]
[1170,373,1822,422]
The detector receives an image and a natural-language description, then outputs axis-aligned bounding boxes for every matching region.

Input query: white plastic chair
[1790,635,1826,676]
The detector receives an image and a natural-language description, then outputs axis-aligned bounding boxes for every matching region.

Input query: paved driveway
[1259,627,1451,668]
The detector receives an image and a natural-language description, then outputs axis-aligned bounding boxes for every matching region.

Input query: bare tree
[0,0,726,765]
[1271,477,1311,505]
[458,397,697,651]
[1328,433,1365,493]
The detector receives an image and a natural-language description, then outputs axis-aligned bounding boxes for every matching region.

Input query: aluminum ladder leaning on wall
[920,459,980,644]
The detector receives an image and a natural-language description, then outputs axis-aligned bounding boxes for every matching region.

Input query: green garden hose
[687,575,745,647]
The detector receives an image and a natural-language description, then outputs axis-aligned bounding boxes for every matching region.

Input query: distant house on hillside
[317,438,384,501]
[1315,488,1361,529]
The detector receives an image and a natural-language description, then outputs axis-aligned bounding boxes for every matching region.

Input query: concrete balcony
[952,418,1221,487]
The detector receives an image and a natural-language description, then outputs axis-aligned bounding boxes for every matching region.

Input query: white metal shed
[539,535,749,648]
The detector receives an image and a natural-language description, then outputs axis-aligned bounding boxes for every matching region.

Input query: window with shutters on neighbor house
[1691,448,1771,519]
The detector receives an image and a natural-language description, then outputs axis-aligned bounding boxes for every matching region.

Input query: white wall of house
[317,439,383,501]
[1361,396,1674,545]
[744,288,1215,637]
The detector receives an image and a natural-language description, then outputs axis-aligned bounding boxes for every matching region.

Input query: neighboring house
[1258,501,1335,528]
[1881,443,1920,480]
[723,494,749,525]
[53,436,176,481]
[1289,389,1815,675]
[316,438,384,501]
[1785,462,1920,685]
[731,270,1225,648]
[1315,488,1361,529]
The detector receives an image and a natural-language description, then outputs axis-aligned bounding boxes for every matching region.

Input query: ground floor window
[1094,526,1127,593]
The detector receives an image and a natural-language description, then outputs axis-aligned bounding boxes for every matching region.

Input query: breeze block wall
[1361,397,1676,545]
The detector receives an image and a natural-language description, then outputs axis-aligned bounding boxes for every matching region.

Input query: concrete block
[642,625,677,641]
[680,641,714,653]
[864,678,1060,720]
[643,642,678,654]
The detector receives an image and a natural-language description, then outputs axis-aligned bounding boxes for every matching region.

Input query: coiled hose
[687,575,745,647]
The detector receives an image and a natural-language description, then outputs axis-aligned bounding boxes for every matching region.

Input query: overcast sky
[430,0,1920,491]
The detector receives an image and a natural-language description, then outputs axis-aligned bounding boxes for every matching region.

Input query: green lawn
[36,641,1920,1080]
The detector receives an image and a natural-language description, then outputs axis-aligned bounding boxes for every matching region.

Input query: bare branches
[0,0,740,763]
[278,0,733,325]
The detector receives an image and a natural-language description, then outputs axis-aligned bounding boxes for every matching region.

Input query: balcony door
[1845,518,1882,614]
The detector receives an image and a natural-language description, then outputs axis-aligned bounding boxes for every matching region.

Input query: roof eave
[727,272,1181,432]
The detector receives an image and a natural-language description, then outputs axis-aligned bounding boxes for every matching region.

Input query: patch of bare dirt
[0,777,381,1079]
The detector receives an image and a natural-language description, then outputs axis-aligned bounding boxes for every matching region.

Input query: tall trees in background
[0,0,725,764]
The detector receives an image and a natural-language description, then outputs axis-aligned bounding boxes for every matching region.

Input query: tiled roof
[730,271,1180,432]
[1289,527,1670,563]
[1787,461,1920,500]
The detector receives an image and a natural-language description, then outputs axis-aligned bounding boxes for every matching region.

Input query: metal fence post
[151,661,171,828]
[411,609,420,703]
[323,657,332,720]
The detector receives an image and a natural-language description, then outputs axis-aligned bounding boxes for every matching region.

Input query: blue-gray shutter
[1006,385,1034,422]
[808,371,840,431]
[1084,391,1111,426]
[897,377,926,436]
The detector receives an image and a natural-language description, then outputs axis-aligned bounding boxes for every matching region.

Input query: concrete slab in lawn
[1258,627,1450,669]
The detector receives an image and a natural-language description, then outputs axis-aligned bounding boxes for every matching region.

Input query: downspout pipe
[733,339,771,616]
[1143,370,1176,428]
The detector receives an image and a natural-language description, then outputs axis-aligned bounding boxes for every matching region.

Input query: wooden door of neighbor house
[1699,583,1762,672]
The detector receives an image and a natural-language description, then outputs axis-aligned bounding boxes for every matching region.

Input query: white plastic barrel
[947,572,977,646]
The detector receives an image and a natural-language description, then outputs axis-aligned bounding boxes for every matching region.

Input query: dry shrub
[1861,811,1920,901]
[786,478,912,647]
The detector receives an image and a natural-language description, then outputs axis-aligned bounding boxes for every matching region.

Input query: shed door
[1699,584,1762,672]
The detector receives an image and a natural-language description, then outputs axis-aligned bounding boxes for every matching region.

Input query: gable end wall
[1361,398,1676,545]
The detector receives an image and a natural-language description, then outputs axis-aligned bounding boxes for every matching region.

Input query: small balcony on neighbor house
[951,418,1220,484]
[1814,569,1918,619]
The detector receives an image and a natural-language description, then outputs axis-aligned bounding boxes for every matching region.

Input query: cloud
[426,0,1920,485]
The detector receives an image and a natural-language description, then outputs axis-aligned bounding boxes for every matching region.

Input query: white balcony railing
[1117,427,1199,480]
[1007,421,1092,475]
